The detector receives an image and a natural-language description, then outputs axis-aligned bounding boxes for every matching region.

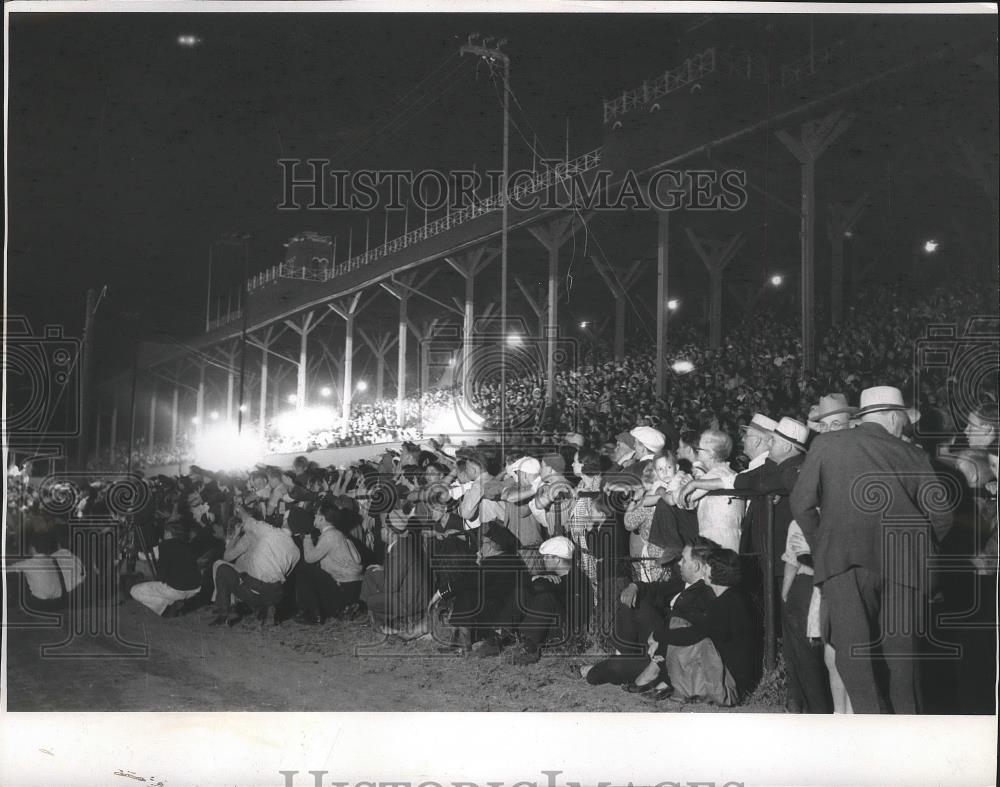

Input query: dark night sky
[7,10,998,371]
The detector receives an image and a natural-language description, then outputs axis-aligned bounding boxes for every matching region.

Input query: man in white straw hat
[791,386,953,714]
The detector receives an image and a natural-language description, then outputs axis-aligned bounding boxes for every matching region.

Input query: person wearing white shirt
[680,429,745,551]
[210,505,299,626]
[295,503,363,623]
[9,531,85,611]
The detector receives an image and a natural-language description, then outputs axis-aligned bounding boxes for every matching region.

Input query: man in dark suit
[791,386,952,714]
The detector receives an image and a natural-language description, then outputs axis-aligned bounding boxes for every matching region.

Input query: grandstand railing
[779,37,845,88]
[207,310,243,331]
[603,47,718,124]
[244,147,604,293]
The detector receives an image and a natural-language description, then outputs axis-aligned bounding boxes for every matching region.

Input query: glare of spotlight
[923,239,939,253]
[671,360,695,374]
[319,386,332,397]
[287,393,298,404]
[770,275,784,287]
[356,380,368,392]
[274,406,338,439]
[238,404,247,413]
[191,417,200,425]
[448,358,456,367]
[177,34,201,47]
[579,321,589,329]
[192,425,264,472]
[506,334,522,346]
[209,411,219,421]
[843,230,853,239]
[666,299,679,311]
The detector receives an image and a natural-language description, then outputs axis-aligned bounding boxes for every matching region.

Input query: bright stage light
[177,34,201,47]
[923,239,938,253]
[356,380,368,392]
[666,299,679,311]
[579,321,589,329]
[770,275,784,287]
[320,386,332,397]
[671,360,695,374]
[239,404,247,413]
[506,334,522,346]
[191,417,200,425]
[209,411,219,421]
[274,406,339,440]
[287,393,298,404]
[192,425,264,472]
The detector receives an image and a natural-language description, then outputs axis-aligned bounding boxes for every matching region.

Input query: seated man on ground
[476,535,591,665]
[7,526,86,614]
[209,504,300,626]
[130,522,202,617]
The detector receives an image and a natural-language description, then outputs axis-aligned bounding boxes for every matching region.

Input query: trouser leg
[822,568,884,714]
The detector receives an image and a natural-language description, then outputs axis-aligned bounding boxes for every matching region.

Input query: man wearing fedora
[807,393,857,434]
[791,386,953,714]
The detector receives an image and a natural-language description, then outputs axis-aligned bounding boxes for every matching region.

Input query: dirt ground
[4,600,782,713]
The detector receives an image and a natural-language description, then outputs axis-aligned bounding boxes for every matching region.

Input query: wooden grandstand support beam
[329,291,374,436]
[776,109,854,372]
[358,328,398,402]
[826,193,869,326]
[655,210,670,398]
[591,255,643,363]
[514,277,545,341]
[247,325,287,434]
[284,309,331,412]
[685,228,746,350]
[382,270,426,427]
[528,212,594,402]
[446,246,498,391]
[170,384,179,446]
[406,317,442,397]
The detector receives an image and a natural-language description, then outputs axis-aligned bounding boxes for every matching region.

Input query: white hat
[563,432,585,448]
[856,386,908,416]
[439,444,458,459]
[772,417,810,451]
[745,414,778,435]
[629,426,666,454]
[509,456,541,476]
[539,535,575,560]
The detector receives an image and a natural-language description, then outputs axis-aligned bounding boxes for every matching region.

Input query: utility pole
[76,286,102,469]
[461,34,509,453]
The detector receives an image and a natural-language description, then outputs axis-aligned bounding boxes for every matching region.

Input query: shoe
[623,680,656,694]
[512,645,541,666]
[650,682,675,701]
[225,614,242,627]
[162,601,184,618]
[474,640,502,658]
[209,614,229,626]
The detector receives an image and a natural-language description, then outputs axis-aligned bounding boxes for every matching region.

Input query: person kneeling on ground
[476,535,591,665]
[209,504,300,626]
[360,502,431,637]
[130,522,201,617]
[295,502,364,624]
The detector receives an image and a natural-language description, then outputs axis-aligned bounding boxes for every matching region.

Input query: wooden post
[656,211,669,397]
[777,110,853,371]
[590,255,644,363]
[196,365,205,435]
[528,214,592,402]
[329,291,373,434]
[826,194,868,325]
[147,387,157,448]
[284,310,330,411]
[170,384,179,446]
[685,229,745,349]
[446,246,498,392]
[358,328,399,402]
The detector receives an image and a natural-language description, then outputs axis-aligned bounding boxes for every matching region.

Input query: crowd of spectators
[11,276,996,712]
